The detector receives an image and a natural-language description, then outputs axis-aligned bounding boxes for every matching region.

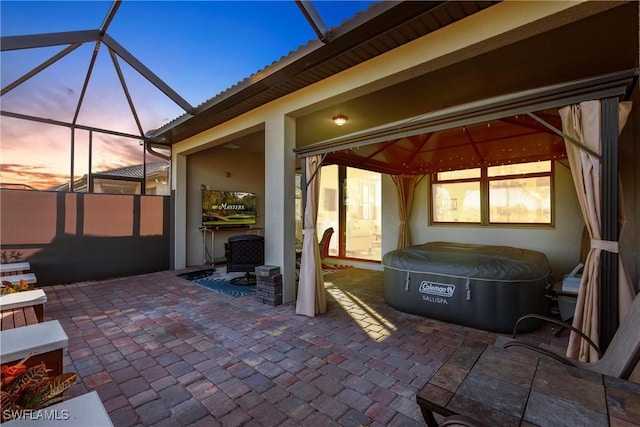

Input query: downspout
[145,142,170,161]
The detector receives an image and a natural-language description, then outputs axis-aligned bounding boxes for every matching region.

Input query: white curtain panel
[559,100,633,362]
[295,155,326,317]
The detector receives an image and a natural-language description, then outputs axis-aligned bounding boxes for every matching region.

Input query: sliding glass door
[316,165,381,261]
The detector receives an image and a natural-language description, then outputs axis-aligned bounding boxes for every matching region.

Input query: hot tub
[382,241,551,332]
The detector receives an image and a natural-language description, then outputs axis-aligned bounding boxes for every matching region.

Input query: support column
[264,114,297,303]
[600,96,619,349]
[173,152,188,270]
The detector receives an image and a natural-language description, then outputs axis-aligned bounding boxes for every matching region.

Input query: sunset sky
[0,1,373,189]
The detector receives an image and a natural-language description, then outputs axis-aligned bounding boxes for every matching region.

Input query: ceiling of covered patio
[318,111,566,175]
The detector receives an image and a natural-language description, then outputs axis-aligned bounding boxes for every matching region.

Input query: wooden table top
[1,305,39,330]
[417,341,640,426]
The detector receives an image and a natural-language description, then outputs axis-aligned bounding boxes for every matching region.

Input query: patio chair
[504,292,640,379]
[225,234,264,285]
[319,227,334,267]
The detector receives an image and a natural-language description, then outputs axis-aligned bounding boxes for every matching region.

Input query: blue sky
[1,1,374,127]
[0,1,374,188]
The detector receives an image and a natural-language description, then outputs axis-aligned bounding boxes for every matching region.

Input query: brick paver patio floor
[43,267,566,426]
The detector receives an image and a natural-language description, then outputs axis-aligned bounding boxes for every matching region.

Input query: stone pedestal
[255,265,282,306]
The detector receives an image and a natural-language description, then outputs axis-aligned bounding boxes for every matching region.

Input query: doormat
[177,269,215,281]
[178,269,255,298]
[192,276,256,298]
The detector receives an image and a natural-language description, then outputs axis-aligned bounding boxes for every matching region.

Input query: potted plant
[0,355,77,423]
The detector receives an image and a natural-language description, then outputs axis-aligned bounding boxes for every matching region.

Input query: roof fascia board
[294,69,638,158]
[149,1,447,141]
[195,2,434,110]
[0,30,100,51]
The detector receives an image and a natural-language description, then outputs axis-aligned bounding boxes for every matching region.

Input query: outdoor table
[416,340,640,426]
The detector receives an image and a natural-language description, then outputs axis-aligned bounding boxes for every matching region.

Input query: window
[431,161,553,225]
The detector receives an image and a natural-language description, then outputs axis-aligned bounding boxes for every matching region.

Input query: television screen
[202,190,257,226]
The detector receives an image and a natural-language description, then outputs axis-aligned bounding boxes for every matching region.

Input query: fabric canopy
[559,100,634,362]
[295,155,327,317]
[322,114,566,176]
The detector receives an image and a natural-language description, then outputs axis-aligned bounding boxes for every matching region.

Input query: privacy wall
[0,190,171,285]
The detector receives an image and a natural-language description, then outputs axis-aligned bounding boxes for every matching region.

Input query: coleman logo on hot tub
[419,281,455,298]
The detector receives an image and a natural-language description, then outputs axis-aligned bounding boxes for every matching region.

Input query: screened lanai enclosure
[2,0,378,191]
[0,0,384,283]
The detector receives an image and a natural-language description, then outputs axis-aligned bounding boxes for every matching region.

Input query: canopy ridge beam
[498,115,561,136]
[328,152,406,175]
[526,112,601,159]
[406,134,432,160]
[365,138,401,161]
[390,134,432,174]
[461,126,485,163]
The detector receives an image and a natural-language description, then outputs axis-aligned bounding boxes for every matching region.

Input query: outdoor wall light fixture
[332,114,348,126]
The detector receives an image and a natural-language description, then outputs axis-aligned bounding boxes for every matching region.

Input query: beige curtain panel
[559,100,634,363]
[296,155,327,317]
[391,174,423,249]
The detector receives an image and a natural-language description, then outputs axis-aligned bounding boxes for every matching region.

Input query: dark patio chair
[318,227,334,267]
[225,234,264,285]
[504,292,640,379]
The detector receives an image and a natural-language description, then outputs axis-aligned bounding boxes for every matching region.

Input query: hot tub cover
[383,241,550,281]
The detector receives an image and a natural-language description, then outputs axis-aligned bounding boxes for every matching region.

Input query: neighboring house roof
[97,162,169,179]
[146,1,498,145]
[48,162,168,192]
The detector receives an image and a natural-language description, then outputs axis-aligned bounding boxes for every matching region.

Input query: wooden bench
[0,262,31,276]
[1,306,39,330]
[0,320,68,377]
[1,273,37,286]
[1,262,37,289]
[0,289,47,323]
[3,391,114,426]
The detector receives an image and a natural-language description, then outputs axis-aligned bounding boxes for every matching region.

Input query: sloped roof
[98,162,168,179]
[146,1,498,145]
[48,162,168,191]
